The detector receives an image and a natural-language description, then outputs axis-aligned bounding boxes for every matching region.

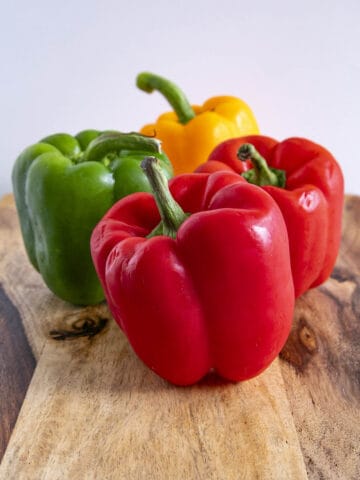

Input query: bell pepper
[196,135,344,298]
[90,157,294,385]
[12,131,173,305]
[136,72,259,175]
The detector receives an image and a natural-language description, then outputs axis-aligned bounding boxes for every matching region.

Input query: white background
[1,0,360,196]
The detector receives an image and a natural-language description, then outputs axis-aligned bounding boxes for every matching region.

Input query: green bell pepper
[12,130,173,305]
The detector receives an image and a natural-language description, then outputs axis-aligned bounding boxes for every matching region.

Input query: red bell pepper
[91,157,294,385]
[196,136,344,298]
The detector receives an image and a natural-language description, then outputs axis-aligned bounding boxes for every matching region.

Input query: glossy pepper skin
[196,135,344,298]
[91,158,294,385]
[136,72,259,175]
[12,131,172,305]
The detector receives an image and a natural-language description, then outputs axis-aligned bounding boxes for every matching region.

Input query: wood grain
[280,195,360,480]
[0,194,359,479]
[0,330,307,479]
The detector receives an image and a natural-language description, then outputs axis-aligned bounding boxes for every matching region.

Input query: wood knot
[280,317,318,372]
[49,309,109,341]
[299,323,317,352]
[330,266,352,283]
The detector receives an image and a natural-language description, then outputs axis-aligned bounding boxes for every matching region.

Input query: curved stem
[141,157,188,238]
[136,72,196,125]
[84,132,162,163]
[238,143,286,188]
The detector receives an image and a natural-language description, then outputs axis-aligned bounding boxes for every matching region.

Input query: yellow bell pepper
[136,72,259,174]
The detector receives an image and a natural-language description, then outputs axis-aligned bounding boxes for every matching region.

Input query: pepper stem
[83,132,162,163]
[136,72,196,125]
[238,144,286,188]
[141,157,188,238]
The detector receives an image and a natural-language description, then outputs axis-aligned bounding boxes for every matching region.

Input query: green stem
[136,72,196,125]
[141,157,188,238]
[83,132,162,163]
[238,144,286,188]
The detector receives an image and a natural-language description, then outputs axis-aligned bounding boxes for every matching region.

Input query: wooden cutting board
[0,194,359,480]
